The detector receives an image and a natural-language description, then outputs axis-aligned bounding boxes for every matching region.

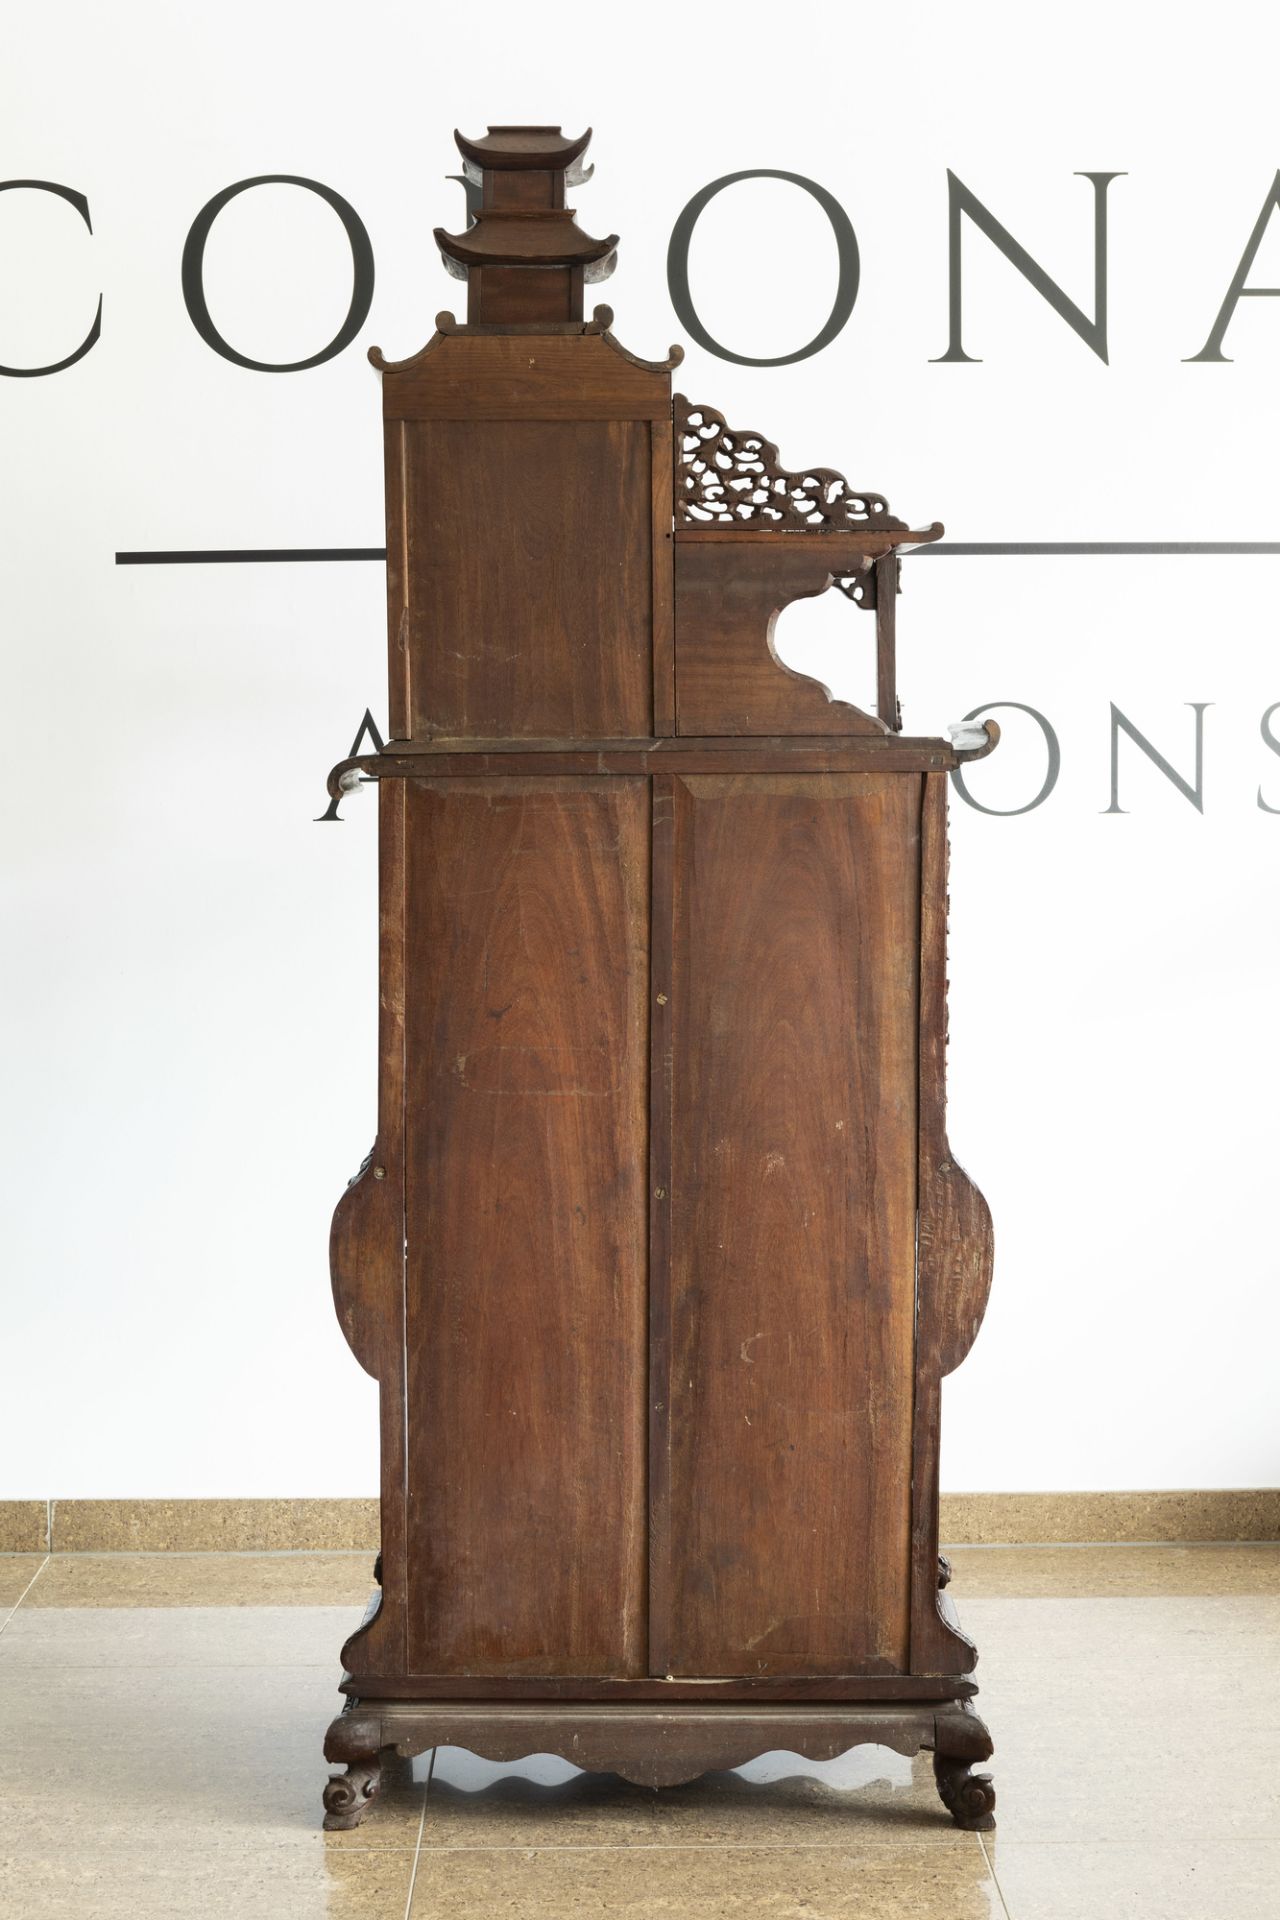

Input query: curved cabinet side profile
[328,780,407,1681]
[329,1152,398,1379]
[910,771,996,1676]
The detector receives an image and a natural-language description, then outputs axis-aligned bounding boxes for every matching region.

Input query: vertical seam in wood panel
[396,777,409,1679]
[642,775,653,1666]
[629,774,652,1677]
[897,771,923,1674]
[909,771,940,1675]
[398,421,411,736]
[373,773,409,1680]
[651,415,676,737]
[647,774,676,1674]
[908,769,929,1674]
[672,540,683,738]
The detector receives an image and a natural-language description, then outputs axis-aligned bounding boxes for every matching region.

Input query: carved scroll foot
[933,1752,996,1831]
[323,1703,385,1830]
[932,1700,995,1831]
[323,1759,383,1830]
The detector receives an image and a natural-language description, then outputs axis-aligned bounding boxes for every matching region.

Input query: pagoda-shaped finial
[434,126,618,326]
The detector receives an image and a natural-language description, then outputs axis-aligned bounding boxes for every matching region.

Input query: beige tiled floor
[0,1545,1276,1917]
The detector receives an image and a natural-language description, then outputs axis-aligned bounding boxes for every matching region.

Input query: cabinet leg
[933,1751,996,1831]
[323,1760,382,1830]
[323,1703,385,1831]
[932,1701,996,1832]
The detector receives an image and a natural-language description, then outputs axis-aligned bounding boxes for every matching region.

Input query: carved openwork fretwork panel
[674,396,909,532]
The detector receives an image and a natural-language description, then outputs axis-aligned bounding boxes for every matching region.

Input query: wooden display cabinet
[321,123,1000,1835]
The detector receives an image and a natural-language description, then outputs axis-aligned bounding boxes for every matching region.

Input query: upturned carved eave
[454,125,593,175]
[367,314,458,374]
[438,123,617,322]
[588,306,684,372]
[369,305,682,371]
[434,211,619,273]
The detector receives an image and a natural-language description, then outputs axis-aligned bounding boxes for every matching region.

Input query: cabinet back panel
[398,420,654,740]
[403,777,649,1676]
[656,773,920,1676]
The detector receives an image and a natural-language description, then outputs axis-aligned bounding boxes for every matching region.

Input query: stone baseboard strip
[1,1491,1277,1555]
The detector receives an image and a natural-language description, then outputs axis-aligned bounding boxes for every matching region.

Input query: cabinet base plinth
[321,1695,994,1830]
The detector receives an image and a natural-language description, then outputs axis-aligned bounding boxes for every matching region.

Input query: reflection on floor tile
[2,1546,1278,1917]
[422,1751,662,1848]
[0,1843,416,1918]
[407,1840,1001,1918]
[21,1552,375,1609]
[964,1593,1280,1842]
[0,1661,425,1852]
[0,1554,46,1609]
[422,1743,968,1849]
[0,1604,359,1670]
[946,1543,1280,1598]
[990,1841,1280,1920]
[646,1749,969,1847]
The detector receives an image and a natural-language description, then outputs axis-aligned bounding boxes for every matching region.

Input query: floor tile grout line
[402,1747,435,1918]
[943,1539,1280,1552]
[404,1838,1019,1854]
[980,1831,1016,1920]
[9,1537,1279,1557]
[0,1555,51,1636]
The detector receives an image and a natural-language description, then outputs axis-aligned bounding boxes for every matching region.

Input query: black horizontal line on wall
[913,542,1280,556]
[114,547,388,564]
[114,542,1280,565]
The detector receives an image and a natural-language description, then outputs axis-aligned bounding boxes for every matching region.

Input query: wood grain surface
[331,778,408,1682]
[399,419,654,740]
[402,777,649,1676]
[674,541,886,735]
[329,735,992,788]
[910,772,993,1677]
[653,773,921,1676]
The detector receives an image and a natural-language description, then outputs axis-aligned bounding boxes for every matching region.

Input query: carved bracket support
[834,564,878,610]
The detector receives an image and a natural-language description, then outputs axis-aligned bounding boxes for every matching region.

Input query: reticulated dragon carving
[675,396,908,533]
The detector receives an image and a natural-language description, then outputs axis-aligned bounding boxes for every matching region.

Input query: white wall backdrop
[3,1,1278,1495]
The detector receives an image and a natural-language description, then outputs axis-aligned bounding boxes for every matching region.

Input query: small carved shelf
[321,122,999,1838]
